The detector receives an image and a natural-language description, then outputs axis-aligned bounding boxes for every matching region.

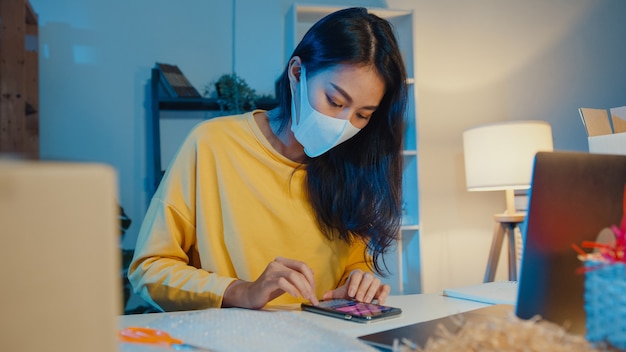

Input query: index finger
[274,257,316,287]
[274,257,318,305]
[346,270,365,298]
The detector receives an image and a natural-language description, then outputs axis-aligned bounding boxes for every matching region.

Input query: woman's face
[304,64,386,130]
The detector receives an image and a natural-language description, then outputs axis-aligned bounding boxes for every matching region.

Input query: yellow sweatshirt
[129,111,370,311]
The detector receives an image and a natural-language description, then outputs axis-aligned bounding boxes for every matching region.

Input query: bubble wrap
[121,308,377,352]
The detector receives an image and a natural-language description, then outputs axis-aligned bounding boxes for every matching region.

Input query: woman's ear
[287,56,302,85]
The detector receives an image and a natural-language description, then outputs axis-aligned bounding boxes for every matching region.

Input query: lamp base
[484,213,525,283]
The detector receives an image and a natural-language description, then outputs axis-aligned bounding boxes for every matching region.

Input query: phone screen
[301,299,402,323]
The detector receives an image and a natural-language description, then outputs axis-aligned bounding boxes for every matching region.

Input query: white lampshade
[463,120,554,192]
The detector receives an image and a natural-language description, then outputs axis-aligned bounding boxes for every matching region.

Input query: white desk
[119,294,489,351]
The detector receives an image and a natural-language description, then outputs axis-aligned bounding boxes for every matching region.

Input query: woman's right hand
[221,257,319,309]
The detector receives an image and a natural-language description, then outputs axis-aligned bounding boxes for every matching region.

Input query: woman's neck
[254,111,306,163]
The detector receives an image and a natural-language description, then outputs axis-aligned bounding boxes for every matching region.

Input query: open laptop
[0,160,121,351]
[359,151,626,350]
[358,304,513,350]
[516,151,626,334]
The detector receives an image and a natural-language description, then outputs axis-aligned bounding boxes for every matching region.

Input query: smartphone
[301,299,402,323]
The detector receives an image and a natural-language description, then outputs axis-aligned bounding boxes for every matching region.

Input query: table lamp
[463,120,553,282]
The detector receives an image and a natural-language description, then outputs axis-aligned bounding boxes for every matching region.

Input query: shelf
[148,64,279,199]
[0,0,39,159]
[158,98,220,111]
[159,97,278,112]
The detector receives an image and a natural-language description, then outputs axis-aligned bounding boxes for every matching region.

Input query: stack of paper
[443,281,518,305]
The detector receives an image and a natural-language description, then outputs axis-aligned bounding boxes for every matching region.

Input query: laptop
[358,304,513,350]
[0,160,121,352]
[359,151,626,349]
[516,151,626,334]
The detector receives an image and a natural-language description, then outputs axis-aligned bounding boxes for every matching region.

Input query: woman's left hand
[321,269,391,304]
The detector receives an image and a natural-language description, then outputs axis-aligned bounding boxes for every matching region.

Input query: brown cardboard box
[579,106,626,155]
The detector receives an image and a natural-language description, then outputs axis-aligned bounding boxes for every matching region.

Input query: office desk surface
[119,294,489,351]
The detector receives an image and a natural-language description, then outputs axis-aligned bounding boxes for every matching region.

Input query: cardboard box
[588,132,626,155]
[579,106,626,156]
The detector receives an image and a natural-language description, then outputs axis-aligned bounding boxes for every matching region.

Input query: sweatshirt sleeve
[128,198,236,312]
[128,127,235,312]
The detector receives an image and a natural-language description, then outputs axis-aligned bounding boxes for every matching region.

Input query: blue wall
[30,1,626,295]
[30,0,388,249]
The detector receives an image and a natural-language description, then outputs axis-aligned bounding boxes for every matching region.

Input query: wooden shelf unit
[0,0,38,159]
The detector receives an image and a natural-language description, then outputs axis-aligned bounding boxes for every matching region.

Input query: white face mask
[290,66,361,157]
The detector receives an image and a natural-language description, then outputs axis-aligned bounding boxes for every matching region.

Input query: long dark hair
[273,7,407,275]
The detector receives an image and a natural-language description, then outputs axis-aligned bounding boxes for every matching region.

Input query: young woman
[129,7,408,312]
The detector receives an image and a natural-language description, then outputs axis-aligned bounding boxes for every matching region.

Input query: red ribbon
[575,184,626,270]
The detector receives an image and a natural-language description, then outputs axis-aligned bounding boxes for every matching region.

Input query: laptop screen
[516,151,626,334]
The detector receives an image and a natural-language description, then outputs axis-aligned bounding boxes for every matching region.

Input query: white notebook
[443,281,518,305]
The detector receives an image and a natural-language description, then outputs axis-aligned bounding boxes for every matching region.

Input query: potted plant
[205,73,257,113]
